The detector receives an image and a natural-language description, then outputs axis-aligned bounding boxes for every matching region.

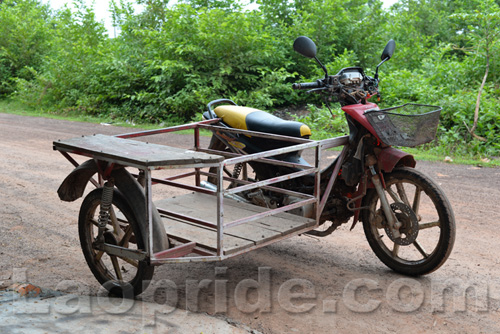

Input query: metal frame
[54,119,350,266]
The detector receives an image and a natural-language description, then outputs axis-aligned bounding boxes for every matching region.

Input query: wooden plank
[53,134,224,168]
[156,193,315,231]
[163,219,254,255]
[156,192,316,254]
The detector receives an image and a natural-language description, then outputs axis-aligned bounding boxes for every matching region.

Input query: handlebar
[292,81,323,90]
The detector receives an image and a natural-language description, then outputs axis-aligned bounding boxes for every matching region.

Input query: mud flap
[57,159,169,253]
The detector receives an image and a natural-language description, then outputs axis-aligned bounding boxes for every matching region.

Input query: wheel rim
[83,200,142,285]
[367,176,443,265]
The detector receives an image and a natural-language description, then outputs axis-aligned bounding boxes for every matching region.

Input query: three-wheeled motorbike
[54,37,455,296]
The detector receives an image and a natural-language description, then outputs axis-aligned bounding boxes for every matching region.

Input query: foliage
[0,0,499,158]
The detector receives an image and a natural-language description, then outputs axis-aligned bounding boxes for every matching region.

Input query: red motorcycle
[202,36,455,276]
[55,36,455,296]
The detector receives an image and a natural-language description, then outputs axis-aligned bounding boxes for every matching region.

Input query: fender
[58,159,169,253]
[376,147,416,173]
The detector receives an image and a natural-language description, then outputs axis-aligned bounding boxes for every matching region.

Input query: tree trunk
[470,52,489,142]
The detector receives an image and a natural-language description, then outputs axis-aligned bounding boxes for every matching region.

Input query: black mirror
[293,36,317,59]
[381,39,396,61]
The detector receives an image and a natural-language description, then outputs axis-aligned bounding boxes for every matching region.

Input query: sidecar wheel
[79,188,154,296]
[361,167,455,276]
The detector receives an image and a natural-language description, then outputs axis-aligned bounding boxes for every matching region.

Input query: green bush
[0,0,499,158]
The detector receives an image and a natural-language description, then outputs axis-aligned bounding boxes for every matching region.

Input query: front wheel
[79,188,154,296]
[361,167,455,276]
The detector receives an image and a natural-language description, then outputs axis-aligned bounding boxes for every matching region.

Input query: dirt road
[1,113,500,333]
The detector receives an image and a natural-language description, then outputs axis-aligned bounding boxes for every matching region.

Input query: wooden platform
[155,192,316,255]
[53,134,224,168]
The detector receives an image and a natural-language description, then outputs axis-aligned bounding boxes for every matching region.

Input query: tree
[452,0,500,141]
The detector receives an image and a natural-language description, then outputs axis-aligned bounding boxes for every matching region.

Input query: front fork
[366,155,402,238]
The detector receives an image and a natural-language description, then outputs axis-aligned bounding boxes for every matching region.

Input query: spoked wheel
[361,167,455,276]
[79,188,154,296]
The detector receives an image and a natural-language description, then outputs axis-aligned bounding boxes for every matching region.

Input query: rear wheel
[361,167,455,275]
[79,188,154,296]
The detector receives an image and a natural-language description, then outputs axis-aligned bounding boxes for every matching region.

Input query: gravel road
[1,113,499,333]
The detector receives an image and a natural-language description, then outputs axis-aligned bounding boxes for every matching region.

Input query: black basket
[364,103,442,147]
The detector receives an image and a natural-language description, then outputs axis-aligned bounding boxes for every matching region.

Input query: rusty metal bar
[145,168,154,259]
[318,135,350,149]
[152,241,196,260]
[149,176,214,195]
[224,168,317,196]
[166,235,216,256]
[116,118,220,139]
[58,151,100,187]
[216,223,318,260]
[93,243,148,261]
[200,171,315,199]
[318,145,349,215]
[224,197,316,229]
[217,164,224,256]
[157,208,217,229]
[163,171,196,181]
[199,147,314,170]
[200,124,314,144]
[150,255,222,264]
[223,141,319,166]
[314,144,321,220]
[59,150,79,168]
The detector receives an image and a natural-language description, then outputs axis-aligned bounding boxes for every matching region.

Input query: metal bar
[200,171,314,199]
[166,236,216,256]
[199,147,314,170]
[59,151,100,187]
[224,141,319,166]
[152,242,196,260]
[314,144,321,220]
[116,118,220,139]
[131,171,198,184]
[318,145,349,215]
[195,168,201,187]
[318,136,350,150]
[149,177,214,195]
[217,164,224,256]
[145,168,153,259]
[224,168,316,195]
[59,151,79,168]
[207,171,309,197]
[194,126,202,187]
[163,171,196,181]
[157,208,217,229]
[200,124,314,144]
[218,223,319,259]
[194,126,200,150]
[93,243,147,261]
[150,255,222,265]
[224,197,316,229]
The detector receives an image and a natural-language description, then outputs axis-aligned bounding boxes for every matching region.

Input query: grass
[404,147,500,167]
[1,99,498,167]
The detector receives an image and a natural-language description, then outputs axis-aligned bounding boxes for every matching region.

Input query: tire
[361,167,455,276]
[79,188,154,296]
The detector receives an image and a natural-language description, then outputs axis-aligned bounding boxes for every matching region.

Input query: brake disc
[384,202,419,246]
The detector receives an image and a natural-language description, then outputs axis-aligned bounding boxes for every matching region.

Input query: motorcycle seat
[214,105,311,138]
